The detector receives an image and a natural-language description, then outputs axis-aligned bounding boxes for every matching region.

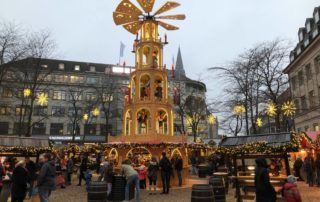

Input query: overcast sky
[0,0,319,99]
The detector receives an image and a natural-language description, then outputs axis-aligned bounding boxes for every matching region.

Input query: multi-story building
[0,49,215,142]
[284,6,320,132]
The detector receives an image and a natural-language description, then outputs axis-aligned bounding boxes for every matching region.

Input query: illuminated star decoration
[282,101,296,117]
[83,113,89,121]
[256,117,263,127]
[266,102,277,117]
[186,116,192,125]
[233,104,245,115]
[23,88,31,97]
[37,93,48,106]
[93,107,100,117]
[207,114,216,125]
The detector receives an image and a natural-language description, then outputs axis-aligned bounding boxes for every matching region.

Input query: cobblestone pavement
[24,177,320,202]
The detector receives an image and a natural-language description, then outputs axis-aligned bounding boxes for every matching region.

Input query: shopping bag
[56,175,65,185]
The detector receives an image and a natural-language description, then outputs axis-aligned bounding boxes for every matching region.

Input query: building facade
[284,6,320,132]
[0,49,215,141]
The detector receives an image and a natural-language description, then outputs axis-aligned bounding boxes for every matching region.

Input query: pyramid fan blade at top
[158,14,185,20]
[136,0,155,13]
[158,21,179,30]
[113,12,139,25]
[153,1,180,16]
[123,21,142,34]
[115,0,142,18]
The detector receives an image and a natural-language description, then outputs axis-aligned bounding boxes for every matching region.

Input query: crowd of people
[293,153,320,187]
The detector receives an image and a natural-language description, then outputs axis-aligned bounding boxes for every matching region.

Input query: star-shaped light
[256,117,263,127]
[207,114,216,125]
[23,88,31,97]
[282,101,296,117]
[37,93,48,106]
[233,104,245,115]
[93,107,100,117]
[266,102,277,117]
[83,113,89,121]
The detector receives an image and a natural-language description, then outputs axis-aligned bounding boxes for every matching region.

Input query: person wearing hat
[283,175,302,202]
[11,160,28,202]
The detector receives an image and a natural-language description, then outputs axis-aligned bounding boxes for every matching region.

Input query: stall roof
[0,136,49,147]
[220,133,292,147]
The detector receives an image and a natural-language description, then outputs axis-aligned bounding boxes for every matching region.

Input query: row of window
[291,55,320,89]
[1,88,114,102]
[0,122,113,136]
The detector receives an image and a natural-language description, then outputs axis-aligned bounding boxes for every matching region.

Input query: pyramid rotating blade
[113,12,139,25]
[123,21,142,34]
[115,0,142,18]
[154,1,180,16]
[136,0,155,13]
[159,21,179,30]
[158,14,186,20]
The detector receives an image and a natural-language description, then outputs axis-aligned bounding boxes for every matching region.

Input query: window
[86,77,99,84]
[304,38,309,47]
[50,123,64,135]
[309,90,316,108]
[53,91,66,100]
[315,56,320,74]
[0,122,9,135]
[84,124,97,135]
[70,76,84,83]
[74,65,80,71]
[90,66,96,72]
[69,91,82,101]
[55,75,68,82]
[299,31,304,42]
[306,64,312,80]
[306,22,311,32]
[51,106,65,117]
[100,124,112,135]
[315,10,320,22]
[58,63,65,70]
[291,76,296,90]
[86,93,97,101]
[102,94,113,102]
[33,105,47,116]
[301,96,307,110]
[105,67,111,74]
[35,91,48,98]
[32,123,46,135]
[41,64,48,68]
[67,123,80,135]
[298,70,304,86]
[0,105,11,115]
[15,106,29,116]
[2,88,13,98]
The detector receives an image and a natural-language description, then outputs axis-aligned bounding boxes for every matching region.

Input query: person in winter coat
[37,153,56,202]
[159,152,171,194]
[85,169,92,191]
[283,175,302,202]
[293,156,303,181]
[304,154,315,187]
[66,156,74,185]
[104,162,114,196]
[78,154,88,186]
[175,156,183,186]
[315,154,320,186]
[25,157,38,198]
[147,157,159,195]
[121,160,140,202]
[137,162,147,189]
[11,160,28,202]
[254,157,276,202]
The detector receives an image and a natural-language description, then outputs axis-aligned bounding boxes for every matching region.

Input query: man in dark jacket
[304,154,315,187]
[37,153,56,202]
[159,152,171,194]
[254,157,276,202]
[78,154,88,186]
[25,157,37,198]
[293,156,303,181]
[175,156,183,186]
[11,160,28,202]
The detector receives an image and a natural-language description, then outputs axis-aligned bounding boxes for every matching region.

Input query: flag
[120,41,125,57]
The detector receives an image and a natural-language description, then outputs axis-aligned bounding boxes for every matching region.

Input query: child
[85,169,92,191]
[283,175,302,202]
[138,162,147,189]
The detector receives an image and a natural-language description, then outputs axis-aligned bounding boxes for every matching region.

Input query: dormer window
[304,38,309,47]
[290,54,294,62]
[299,31,304,41]
[58,63,64,70]
[306,22,311,32]
[74,65,80,71]
[313,29,319,38]
[90,66,96,72]
[297,47,301,55]
[315,10,319,22]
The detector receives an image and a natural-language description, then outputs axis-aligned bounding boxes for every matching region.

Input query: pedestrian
[190,154,198,175]
[104,162,114,197]
[11,160,28,202]
[315,154,320,186]
[293,156,303,181]
[59,155,67,189]
[138,162,147,189]
[78,154,88,186]
[121,160,140,202]
[159,152,171,194]
[0,158,14,202]
[0,161,4,194]
[85,169,92,191]
[254,157,276,202]
[96,152,102,174]
[283,175,302,202]
[37,153,56,202]
[304,153,315,187]
[25,156,38,199]
[147,157,159,195]
[66,156,74,185]
[175,156,183,186]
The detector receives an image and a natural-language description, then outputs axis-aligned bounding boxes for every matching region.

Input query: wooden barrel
[198,165,208,178]
[191,184,214,202]
[110,175,135,202]
[87,181,108,202]
[208,177,226,202]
